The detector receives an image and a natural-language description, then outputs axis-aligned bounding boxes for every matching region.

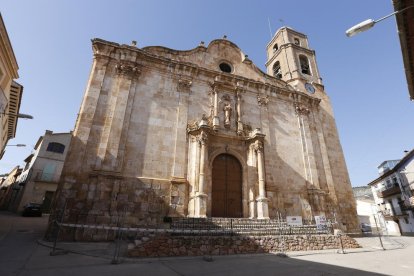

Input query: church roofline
[142,38,243,56]
[90,37,320,105]
[91,37,283,84]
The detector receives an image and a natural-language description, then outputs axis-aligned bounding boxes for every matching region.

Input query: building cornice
[0,13,19,79]
[393,0,414,101]
[91,38,320,107]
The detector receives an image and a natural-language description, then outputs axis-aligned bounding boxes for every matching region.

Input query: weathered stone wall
[49,30,360,238]
[128,234,360,258]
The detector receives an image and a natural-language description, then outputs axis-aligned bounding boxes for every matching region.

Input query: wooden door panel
[212,154,242,218]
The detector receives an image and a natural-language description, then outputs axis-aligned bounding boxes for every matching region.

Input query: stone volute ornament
[257,95,269,107]
[198,130,208,145]
[178,79,192,92]
[294,103,310,116]
[115,62,141,78]
[253,140,264,153]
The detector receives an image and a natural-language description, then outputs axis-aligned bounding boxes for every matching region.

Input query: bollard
[111,215,122,264]
[336,233,346,254]
[50,203,68,256]
[373,213,385,250]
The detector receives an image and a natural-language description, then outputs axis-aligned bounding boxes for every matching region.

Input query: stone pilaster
[171,78,192,178]
[236,90,243,135]
[254,139,269,219]
[96,62,141,171]
[69,47,112,174]
[311,104,337,200]
[195,129,208,217]
[212,88,219,130]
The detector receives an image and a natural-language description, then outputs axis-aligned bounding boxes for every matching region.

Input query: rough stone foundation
[128,234,360,258]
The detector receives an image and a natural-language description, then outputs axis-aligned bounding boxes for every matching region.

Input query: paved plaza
[0,211,412,276]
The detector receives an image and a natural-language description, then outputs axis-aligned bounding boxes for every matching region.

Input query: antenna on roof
[267,17,273,39]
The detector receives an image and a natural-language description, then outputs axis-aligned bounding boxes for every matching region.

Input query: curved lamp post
[6,144,26,147]
[2,112,34,119]
[346,5,414,37]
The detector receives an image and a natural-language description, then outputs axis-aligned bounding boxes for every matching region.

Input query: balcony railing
[381,206,407,217]
[33,170,60,183]
[377,185,401,198]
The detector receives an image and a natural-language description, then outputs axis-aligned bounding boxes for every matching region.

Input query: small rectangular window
[46,142,65,154]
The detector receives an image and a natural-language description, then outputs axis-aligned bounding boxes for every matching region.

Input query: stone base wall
[48,175,178,241]
[128,234,360,258]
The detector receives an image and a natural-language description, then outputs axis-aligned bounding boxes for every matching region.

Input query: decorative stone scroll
[115,62,141,78]
[257,95,269,107]
[294,103,310,116]
[197,130,208,145]
[253,140,264,153]
[177,79,192,92]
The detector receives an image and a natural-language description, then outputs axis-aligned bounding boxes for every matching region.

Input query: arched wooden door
[212,154,242,217]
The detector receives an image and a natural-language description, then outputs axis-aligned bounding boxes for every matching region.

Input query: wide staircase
[166,217,332,236]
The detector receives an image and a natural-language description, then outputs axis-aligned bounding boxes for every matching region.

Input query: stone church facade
[51,27,359,233]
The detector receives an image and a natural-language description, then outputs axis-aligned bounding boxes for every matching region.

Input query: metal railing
[377,185,401,198]
[32,170,60,183]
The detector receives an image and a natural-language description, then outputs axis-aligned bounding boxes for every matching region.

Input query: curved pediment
[142,39,286,88]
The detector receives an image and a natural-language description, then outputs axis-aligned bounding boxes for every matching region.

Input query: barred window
[46,142,65,154]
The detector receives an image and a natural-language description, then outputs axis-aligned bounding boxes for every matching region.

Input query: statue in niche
[223,103,232,127]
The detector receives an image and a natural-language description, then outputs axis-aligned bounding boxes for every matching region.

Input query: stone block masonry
[128,234,360,258]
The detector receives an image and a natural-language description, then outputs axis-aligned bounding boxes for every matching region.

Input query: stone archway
[211,154,242,217]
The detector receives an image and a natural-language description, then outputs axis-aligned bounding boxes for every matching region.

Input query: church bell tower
[265,27,323,94]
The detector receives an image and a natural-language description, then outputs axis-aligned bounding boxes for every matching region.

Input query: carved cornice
[209,75,237,92]
[246,128,266,145]
[170,177,188,185]
[235,82,246,95]
[93,41,324,108]
[187,114,211,133]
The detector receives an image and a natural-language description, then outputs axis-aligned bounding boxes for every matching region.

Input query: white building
[353,186,380,234]
[9,130,71,213]
[368,150,414,236]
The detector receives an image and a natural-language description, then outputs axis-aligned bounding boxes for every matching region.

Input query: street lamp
[6,144,26,147]
[1,112,34,119]
[346,5,414,37]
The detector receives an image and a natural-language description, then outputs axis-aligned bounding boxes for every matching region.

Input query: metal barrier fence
[47,207,339,263]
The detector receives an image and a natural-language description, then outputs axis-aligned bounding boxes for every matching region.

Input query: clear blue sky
[1,1,413,187]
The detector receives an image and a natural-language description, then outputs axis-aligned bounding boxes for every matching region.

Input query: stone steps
[166,217,330,236]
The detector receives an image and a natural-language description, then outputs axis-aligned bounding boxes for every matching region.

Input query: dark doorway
[41,191,54,213]
[212,154,242,217]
